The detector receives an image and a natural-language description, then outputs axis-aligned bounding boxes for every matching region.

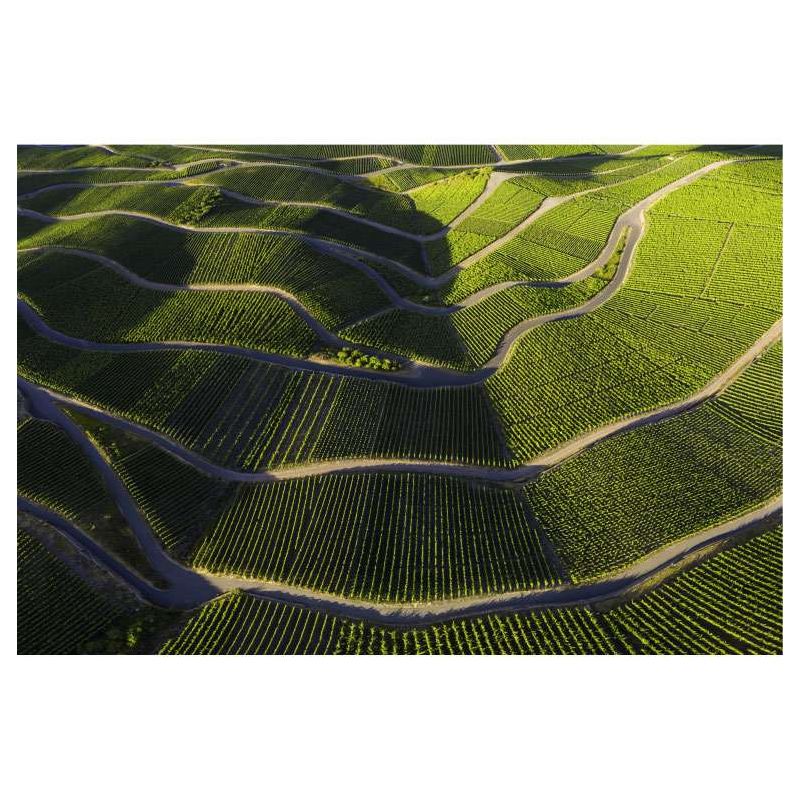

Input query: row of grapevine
[191,472,559,602]
[525,343,782,581]
[22,182,207,221]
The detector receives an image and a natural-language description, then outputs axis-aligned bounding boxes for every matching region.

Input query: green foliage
[17,418,163,584]
[191,472,559,602]
[332,346,400,371]
[168,187,223,225]
[160,526,782,655]
[525,345,782,581]
[17,529,130,654]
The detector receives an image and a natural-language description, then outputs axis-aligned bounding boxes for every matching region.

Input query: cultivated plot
[17,144,783,655]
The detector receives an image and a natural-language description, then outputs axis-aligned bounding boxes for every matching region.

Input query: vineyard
[18,319,509,469]
[19,250,321,359]
[17,417,161,584]
[525,341,782,581]
[17,529,131,654]
[159,526,782,655]
[191,472,559,602]
[16,144,782,656]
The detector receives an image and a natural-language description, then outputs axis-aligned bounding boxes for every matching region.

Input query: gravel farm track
[18,159,744,386]
[17,146,783,624]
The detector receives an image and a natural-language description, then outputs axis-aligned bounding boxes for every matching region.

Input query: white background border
[4,1,795,798]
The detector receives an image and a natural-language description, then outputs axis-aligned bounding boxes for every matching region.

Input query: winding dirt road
[17,158,745,388]
[17,316,782,485]
[18,490,782,623]
[18,358,784,623]
[17,144,783,627]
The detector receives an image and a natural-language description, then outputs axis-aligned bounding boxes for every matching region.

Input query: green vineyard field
[159,526,782,655]
[16,144,782,657]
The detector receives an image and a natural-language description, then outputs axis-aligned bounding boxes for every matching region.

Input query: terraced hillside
[16,143,782,655]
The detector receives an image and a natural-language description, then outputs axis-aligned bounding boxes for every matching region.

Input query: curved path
[18,155,735,303]
[18,491,782,623]
[18,370,783,623]
[17,317,782,485]
[17,297,415,380]
[17,158,742,388]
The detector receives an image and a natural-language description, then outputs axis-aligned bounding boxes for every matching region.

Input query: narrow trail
[17,317,781,485]
[17,297,414,380]
[18,151,702,292]
[17,159,740,386]
[17,489,782,622]
[18,368,784,623]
